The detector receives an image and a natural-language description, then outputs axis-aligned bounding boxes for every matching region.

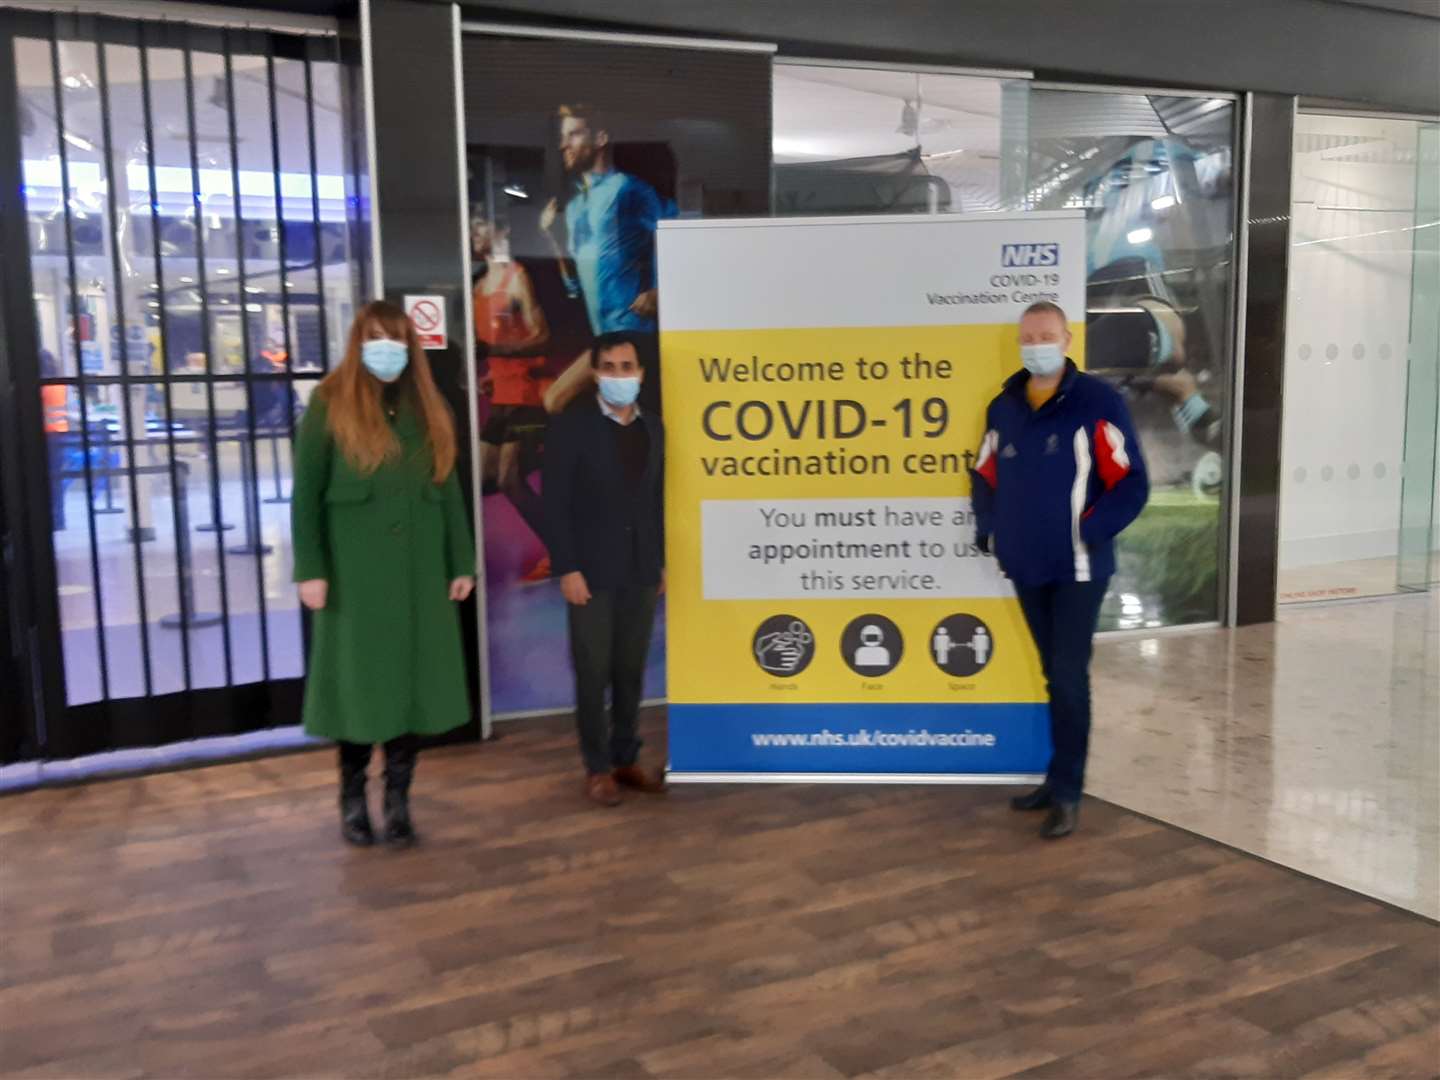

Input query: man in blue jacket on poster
[970,301,1149,839]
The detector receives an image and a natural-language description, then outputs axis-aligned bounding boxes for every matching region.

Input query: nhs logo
[1001,243,1060,267]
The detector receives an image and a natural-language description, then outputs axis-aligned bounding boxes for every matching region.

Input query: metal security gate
[0,8,369,761]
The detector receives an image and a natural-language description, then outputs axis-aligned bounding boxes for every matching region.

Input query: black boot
[338,744,374,847]
[1040,801,1079,840]
[1010,784,1054,811]
[382,737,418,848]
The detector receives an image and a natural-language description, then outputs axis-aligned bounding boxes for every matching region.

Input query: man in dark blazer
[543,331,668,807]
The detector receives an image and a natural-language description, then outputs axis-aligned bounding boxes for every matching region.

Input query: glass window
[1027,90,1237,629]
[772,64,1029,216]
[1280,113,1440,602]
[773,76,1238,629]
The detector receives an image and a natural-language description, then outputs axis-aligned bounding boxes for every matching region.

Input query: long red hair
[319,300,458,482]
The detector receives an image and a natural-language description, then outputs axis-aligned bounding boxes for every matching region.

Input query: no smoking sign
[403,295,447,350]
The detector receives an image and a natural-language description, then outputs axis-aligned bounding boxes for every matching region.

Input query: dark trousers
[338,736,419,775]
[1014,579,1109,804]
[567,585,659,774]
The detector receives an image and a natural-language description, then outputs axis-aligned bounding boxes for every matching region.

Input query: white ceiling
[773,64,1005,164]
[14,37,346,176]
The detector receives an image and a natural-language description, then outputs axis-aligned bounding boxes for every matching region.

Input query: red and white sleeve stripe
[1094,419,1131,491]
[974,430,999,488]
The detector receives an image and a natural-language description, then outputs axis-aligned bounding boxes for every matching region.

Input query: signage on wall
[403,295,447,350]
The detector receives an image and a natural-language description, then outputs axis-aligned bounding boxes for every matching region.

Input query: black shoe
[1040,802,1079,840]
[1010,785,1054,812]
[382,787,416,847]
[382,739,418,848]
[339,760,374,847]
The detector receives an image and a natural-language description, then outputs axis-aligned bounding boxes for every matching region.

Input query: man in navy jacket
[544,332,668,807]
[970,301,1149,838]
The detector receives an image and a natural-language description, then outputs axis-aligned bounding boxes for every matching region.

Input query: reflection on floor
[2,715,1436,1078]
[1090,591,1439,918]
[1278,553,1440,604]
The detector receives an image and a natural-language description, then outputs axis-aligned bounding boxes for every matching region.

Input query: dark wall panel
[367,0,483,737]
[1235,93,1295,626]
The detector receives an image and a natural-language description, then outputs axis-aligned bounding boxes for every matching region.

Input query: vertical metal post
[95,36,154,697]
[184,41,234,680]
[264,48,298,520]
[51,27,111,701]
[139,28,195,683]
[303,51,331,374]
[223,32,271,681]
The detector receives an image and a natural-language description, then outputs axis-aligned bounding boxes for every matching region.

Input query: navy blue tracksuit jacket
[970,361,1149,586]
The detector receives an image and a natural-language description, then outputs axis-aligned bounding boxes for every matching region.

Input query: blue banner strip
[668,702,1050,775]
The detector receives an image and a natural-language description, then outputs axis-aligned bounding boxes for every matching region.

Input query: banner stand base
[666,771,1045,786]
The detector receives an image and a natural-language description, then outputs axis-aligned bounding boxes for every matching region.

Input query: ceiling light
[1127,227,1153,245]
[62,131,96,154]
[216,267,231,274]
[1151,194,1177,211]
[179,276,195,284]
[503,183,529,199]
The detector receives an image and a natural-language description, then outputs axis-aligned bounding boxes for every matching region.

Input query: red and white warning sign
[404,295,447,350]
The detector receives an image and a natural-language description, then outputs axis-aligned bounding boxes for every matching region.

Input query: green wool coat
[291,394,475,744]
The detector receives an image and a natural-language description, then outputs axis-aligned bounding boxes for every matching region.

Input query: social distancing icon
[930,614,995,677]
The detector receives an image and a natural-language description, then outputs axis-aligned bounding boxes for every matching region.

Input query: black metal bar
[49,29,111,702]
[96,35,154,699]
[266,50,295,387]
[184,42,234,683]
[265,50,299,517]
[0,22,67,756]
[139,28,194,684]
[303,53,330,375]
[223,32,271,681]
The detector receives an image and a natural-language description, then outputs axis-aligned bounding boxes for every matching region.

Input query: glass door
[1280,112,1440,603]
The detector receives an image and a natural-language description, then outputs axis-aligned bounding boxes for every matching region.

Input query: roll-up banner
[659,211,1087,782]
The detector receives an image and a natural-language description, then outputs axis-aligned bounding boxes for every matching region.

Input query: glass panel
[1397,123,1439,590]
[308,56,355,367]
[772,66,1028,216]
[1280,114,1434,603]
[1028,90,1237,629]
[19,34,117,705]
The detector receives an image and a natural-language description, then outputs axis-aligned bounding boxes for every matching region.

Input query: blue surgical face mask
[598,375,641,408]
[361,338,408,383]
[1020,342,1065,378]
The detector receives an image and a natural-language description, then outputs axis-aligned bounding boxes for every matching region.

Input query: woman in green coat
[292,300,476,848]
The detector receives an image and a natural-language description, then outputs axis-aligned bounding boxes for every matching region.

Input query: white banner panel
[702,498,1012,600]
[658,211,1087,332]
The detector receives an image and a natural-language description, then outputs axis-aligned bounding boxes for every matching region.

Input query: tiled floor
[1277,553,1440,604]
[1089,591,1440,919]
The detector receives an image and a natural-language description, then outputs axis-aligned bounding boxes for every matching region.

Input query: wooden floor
[2,711,1437,1080]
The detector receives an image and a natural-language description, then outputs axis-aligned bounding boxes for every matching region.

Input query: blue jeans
[1014,579,1109,804]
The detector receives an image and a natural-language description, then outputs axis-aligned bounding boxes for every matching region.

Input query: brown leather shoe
[613,765,667,794]
[585,772,622,807]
